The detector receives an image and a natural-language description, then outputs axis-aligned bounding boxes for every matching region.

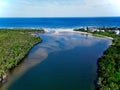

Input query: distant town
[74,26,120,35]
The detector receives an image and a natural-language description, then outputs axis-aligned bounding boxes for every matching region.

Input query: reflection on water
[0,29,111,90]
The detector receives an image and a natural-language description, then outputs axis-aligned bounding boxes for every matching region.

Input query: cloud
[0,0,120,17]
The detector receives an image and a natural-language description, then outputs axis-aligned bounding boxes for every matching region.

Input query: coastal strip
[74,27,120,90]
[0,28,44,85]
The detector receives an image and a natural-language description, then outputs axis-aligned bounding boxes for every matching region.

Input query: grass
[0,29,43,82]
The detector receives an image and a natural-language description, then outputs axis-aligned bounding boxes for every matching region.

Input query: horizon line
[0,16,120,18]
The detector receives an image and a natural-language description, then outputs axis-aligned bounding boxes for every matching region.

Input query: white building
[115,30,120,35]
[101,30,105,32]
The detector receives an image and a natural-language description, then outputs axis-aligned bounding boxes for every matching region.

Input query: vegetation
[0,29,44,82]
[74,28,120,90]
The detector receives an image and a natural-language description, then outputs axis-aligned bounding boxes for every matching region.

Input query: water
[0,17,120,28]
[0,17,112,90]
[0,30,111,90]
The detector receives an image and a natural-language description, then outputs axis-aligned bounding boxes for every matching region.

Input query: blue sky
[0,0,120,17]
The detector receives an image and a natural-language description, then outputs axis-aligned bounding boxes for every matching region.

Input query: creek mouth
[0,29,111,90]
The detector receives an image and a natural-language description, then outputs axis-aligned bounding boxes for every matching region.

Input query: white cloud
[0,0,120,17]
[0,0,7,13]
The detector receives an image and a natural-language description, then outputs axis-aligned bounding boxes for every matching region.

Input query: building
[114,30,120,35]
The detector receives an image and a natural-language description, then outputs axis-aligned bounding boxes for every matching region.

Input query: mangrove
[0,28,44,84]
[74,27,120,90]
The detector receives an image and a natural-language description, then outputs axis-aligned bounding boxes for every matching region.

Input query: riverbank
[74,30,113,40]
[0,29,44,85]
[51,29,113,40]
[95,32,120,90]
[74,29,120,89]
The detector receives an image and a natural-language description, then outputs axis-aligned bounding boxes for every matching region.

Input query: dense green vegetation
[74,28,120,90]
[94,32,120,90]
[0,29,43,82]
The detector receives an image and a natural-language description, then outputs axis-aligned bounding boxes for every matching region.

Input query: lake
[0,30,111,90]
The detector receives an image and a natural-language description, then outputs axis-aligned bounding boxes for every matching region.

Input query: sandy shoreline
[46,29,113,40]
[74,31,113,40]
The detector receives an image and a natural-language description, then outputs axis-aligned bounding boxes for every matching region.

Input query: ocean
[0,17,120,28]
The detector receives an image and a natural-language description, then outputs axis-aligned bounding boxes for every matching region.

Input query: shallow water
[0,30,111,90]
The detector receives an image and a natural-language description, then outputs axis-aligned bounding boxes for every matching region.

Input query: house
[96,29,100,32]
[101,30,105,32]
[114,30,120,35]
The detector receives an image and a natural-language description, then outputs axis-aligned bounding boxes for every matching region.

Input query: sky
[0,0,120,17]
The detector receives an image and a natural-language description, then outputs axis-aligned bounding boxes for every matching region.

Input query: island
[0,28,44,84]
[74,26,120,90]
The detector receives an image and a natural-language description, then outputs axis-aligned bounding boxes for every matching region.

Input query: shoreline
[73,29,120,89]
[0,29,43,85]
[73,30,113,40]
[0,41,41,86]
[43,28,113,40]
